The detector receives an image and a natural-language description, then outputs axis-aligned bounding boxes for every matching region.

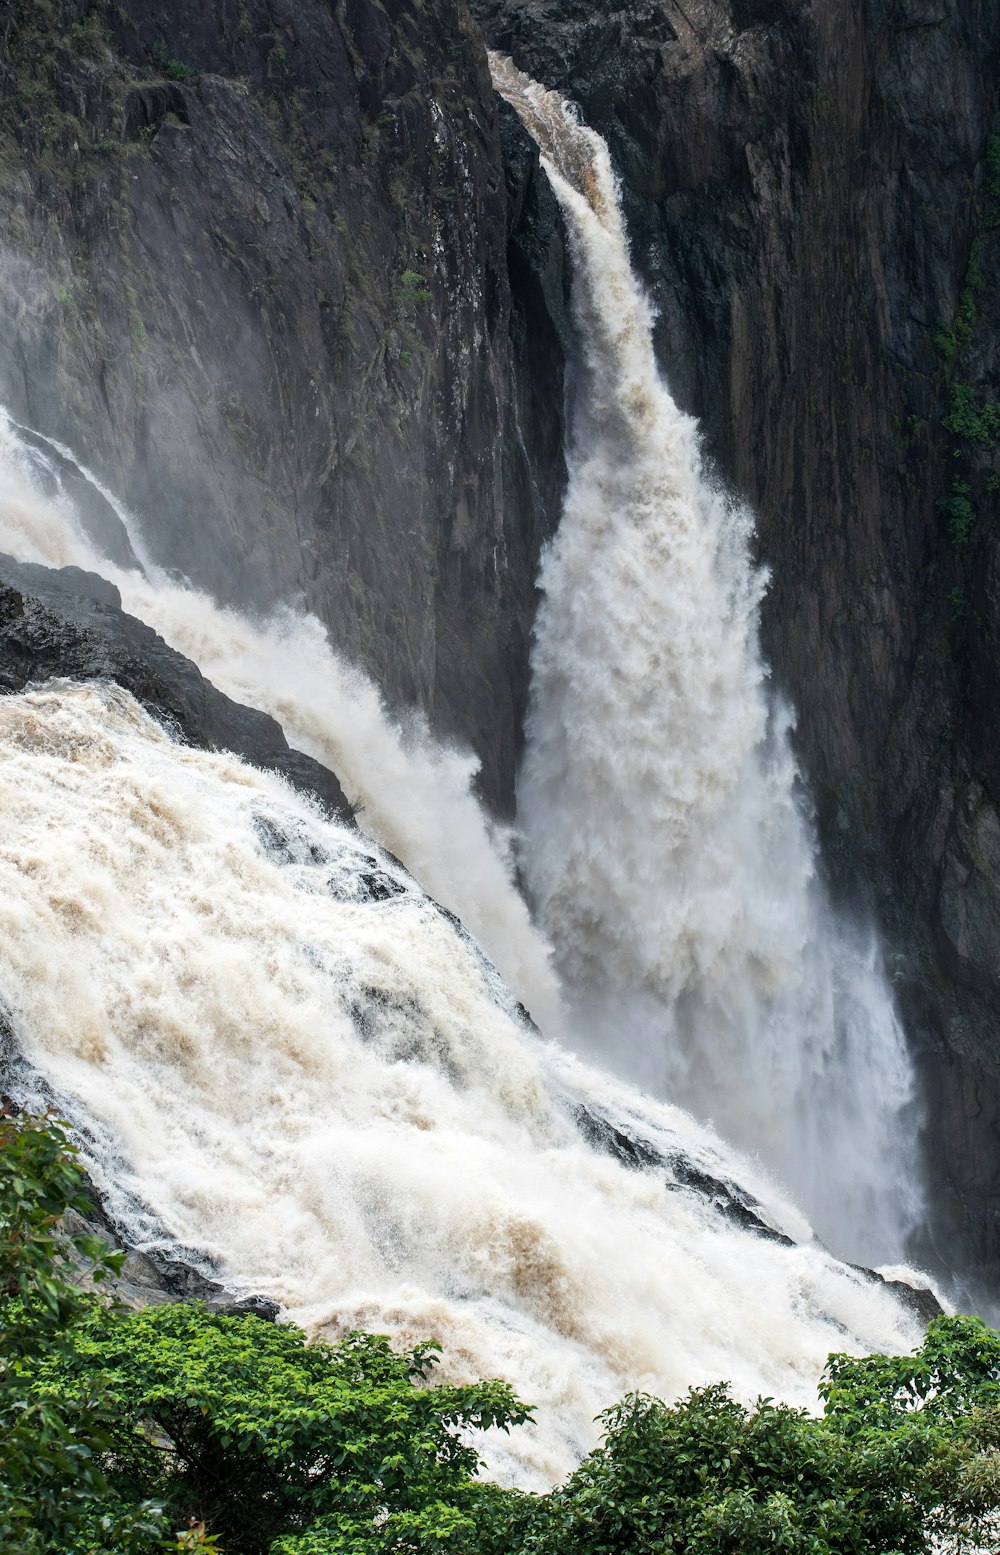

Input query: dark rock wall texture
[473,0,1000,1289]
[2,0,999,1290]
[0,0,567,814]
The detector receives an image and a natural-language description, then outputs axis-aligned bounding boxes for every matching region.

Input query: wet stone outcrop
[3,0,1000,1294]
[0,556,352,817]
[574,1095,944,1327]
[472,0,1000,1295]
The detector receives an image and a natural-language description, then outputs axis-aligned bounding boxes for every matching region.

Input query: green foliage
[5,1109,529,1553]
[397,269,433,307]
[935,239,982,364]
[938,478,976,545]
[474,1383,929,1555]
[66,12,113,59]
[152,39,197,83]
[37,1306,529,1555]
[944,381,1000,448]
[987,134,1000,229]
[7,1112,1000,1555]
[822,1313,1000,1431]
[0,1107,169,1553]
[470,1323,1000,1555]
[931,172,998,545]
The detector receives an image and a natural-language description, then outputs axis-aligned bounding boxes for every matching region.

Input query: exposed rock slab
[0,555,352,818]
[0,0,567,815]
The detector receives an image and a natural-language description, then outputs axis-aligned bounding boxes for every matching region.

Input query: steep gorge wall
[2,0,1000,1290]
[0,0,567,813]
[473,0,1000,1287]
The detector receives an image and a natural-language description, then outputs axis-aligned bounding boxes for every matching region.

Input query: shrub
[0,1105,169,1553]
[6,1110,1000,1555]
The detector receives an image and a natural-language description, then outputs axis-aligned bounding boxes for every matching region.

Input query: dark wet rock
[848,1263,945,1329]
[0,1015,279,1318]
[576,1093,944,1323]
[573,1099,795,1248]
[64,1201,281,1320]
[2,0,999,1294]
[252,812,407,900]
[0,555,352,820]
[6,419,141,571]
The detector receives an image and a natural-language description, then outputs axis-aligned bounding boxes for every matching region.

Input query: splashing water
[0,408,562,1036]
[0,678,926,1485]
[490,54,921,1265]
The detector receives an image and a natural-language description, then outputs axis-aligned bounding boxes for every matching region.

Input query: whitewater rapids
[0,55,938,1491]
[0,679,924,1485]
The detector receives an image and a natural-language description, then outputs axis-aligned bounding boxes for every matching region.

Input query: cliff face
[472,0,1000,1286]
[0,0,567,814]
[2,0,1000,1288]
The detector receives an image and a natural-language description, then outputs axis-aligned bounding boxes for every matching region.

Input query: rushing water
[0,409,563,1038]
[0,55,936,1491]
[490,54,921,1265]
[0,678,925,1485]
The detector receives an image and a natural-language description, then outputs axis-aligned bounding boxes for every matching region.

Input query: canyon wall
[0,0,567,813]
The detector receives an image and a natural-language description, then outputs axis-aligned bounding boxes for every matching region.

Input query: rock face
[0,0,567,814]
[472,0,1000,1290]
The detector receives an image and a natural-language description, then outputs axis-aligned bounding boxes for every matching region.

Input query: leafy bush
[5,1108,1000,1555]
[0,1105,169,1553]
[938,478,976,545]
[472,1326,1000,1555]
[3,1109,527,1553]
[944,381,1000,448]
[39,1306,528,1555]
[935,240,982,365]
[152,39,196,83]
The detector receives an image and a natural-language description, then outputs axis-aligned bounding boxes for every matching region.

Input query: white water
[490,54,920,1265]
[0,410,563,1038]
[0,678,925,1485]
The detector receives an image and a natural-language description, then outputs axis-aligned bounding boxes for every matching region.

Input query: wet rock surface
[1,0,999,1292]
[0,0,567,816]
[0,556,352,818]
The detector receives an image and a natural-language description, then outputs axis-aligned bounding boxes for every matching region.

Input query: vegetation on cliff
[3,1110,1000,1554]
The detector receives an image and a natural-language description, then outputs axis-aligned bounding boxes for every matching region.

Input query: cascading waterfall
[490,54,920,1266]
[0,58,938,1492]
[0,678,925,1487]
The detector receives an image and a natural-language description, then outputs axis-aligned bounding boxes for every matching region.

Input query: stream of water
[491,53,920,1264]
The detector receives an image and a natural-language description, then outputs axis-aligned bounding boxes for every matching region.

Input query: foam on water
[0,409,562,1037]
[0,679,924,1485]
[0,62,936,1482]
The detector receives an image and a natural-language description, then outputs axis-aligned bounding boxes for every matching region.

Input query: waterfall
[490,54,921,1266]
[0,677,925,1487]
[0,60,936,1491]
